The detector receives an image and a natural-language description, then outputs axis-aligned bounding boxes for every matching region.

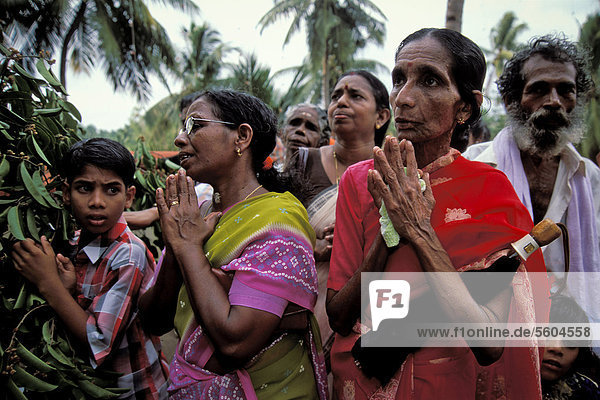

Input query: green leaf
[61,209,69,241]
[12,365,59,392]
[33,170,60,208]
[134,170,148,191]
[35,59,60,86]
[0,43,11,56]
[14,283,27,309]
[26,292,46,307]
[30,135,52,165]
[16,341,56,373]
[20,162,50,207]
[33,107,63,117]
[6,378,29,400]
[0,154,10,178]
[13,63,41,81]
[47,344,75,368]
[59,100,82,122]
[0,104,28,126]
[42,320,53,344]
[26,206,40,241]
[164,158,180,171]
[8,205,26,240]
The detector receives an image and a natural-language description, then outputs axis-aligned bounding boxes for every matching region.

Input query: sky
[66,0,599,131]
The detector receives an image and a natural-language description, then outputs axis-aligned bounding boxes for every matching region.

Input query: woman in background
[289,69,390,361]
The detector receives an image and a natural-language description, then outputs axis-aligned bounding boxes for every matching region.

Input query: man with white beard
[464,35,600,329]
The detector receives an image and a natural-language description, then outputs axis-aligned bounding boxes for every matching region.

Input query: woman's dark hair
[497,34,593,107]
[395,28,486,139]
[451,119,491,152]
[62,138,136,187]
[334,70,391,146]
[180,91,203,113]
[199,89,299,195]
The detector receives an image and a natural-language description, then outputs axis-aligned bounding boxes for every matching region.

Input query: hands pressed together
[368,137,436,243]
[156,169,221,253]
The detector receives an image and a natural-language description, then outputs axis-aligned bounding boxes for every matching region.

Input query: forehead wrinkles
[290,108,318,122]
[522,56,576,86]
[394,38,453,77]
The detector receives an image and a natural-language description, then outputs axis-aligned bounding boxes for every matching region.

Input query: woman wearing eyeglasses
[139,90,327,399]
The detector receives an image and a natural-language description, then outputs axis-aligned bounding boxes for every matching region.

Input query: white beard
[506,102,585,158]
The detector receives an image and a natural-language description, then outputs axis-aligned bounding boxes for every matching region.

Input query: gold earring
[457,117,465,125]
[236,147,242,157]
[375,123,381,130]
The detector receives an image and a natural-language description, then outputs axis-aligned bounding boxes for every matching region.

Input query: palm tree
[258,0,386,105]
[445,0,464,32]
[179,22,236,93]
[224,52,277,108]
[483,11,528,96]
[270,65,315,116]
[1,0,198,102]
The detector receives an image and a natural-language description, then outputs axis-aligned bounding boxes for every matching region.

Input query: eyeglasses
[180,117,236,139]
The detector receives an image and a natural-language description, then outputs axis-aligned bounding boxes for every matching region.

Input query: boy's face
[63,165,135,235]
[541,340,579,382]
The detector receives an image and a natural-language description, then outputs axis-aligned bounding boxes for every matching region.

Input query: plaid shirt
[72,216,168,399]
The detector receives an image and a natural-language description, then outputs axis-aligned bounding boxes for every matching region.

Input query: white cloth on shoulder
[466,127,600,328]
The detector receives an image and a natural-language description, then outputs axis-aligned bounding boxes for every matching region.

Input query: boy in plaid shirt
[12,138,168,399]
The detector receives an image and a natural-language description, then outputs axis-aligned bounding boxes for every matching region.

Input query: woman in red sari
[326,28,549,400]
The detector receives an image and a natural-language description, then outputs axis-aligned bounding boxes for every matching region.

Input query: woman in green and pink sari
[139,90,327,399]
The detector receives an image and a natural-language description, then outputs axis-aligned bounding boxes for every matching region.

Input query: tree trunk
[60,1,87,91]
[445,0,464,32]
[321,51,329,109]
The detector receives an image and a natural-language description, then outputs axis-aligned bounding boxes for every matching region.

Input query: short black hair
[497,34,593,107]
[395,28,486,138]
[335,70,391,146]
[62,138,136,187]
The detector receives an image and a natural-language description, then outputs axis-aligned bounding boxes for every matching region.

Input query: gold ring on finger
[171,200,179,206]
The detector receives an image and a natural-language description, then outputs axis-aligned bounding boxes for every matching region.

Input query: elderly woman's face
[390,37,466,145]
[282,106,322,152]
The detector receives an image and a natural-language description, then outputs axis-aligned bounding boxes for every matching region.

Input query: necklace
[243,184,263,201]
[333,150,340,185]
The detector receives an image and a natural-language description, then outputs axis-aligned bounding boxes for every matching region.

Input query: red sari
[328,150,549,400]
